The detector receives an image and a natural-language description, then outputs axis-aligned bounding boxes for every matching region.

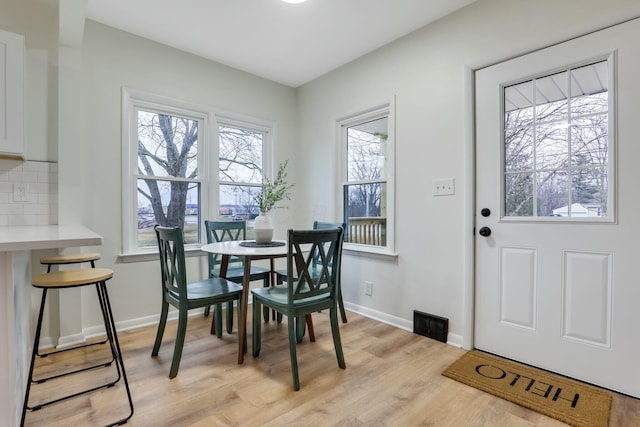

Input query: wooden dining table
[201,240,313,364]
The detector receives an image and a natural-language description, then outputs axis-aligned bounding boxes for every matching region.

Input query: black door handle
[478,226,491,237]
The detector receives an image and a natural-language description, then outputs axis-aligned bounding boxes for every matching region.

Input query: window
[338,101,395,254]
[123,89,272,255]
[123,90,209,254]
[217,120,270,239]
[503,58,614,219]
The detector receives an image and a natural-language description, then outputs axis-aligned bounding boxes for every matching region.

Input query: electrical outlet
[364,281,373,296]
[13,183,29,202]
[432,178,455,196]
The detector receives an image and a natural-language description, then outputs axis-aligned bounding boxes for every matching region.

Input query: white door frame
[462,65,476,351]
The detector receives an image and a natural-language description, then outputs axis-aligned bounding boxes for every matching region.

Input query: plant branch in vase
[253,161,294,244]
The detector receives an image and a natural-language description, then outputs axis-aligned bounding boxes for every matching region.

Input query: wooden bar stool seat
[40,252,101,272]
[21,268,134,426]
[36,254,105,358]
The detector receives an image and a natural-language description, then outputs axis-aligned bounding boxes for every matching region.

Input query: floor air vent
[413,310,448,343]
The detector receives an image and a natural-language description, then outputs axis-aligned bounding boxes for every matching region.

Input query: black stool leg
[21,288,48,426]
[31,286,114,378]
[97,280,134,426]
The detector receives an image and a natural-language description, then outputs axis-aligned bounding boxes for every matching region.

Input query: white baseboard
[343,301,463,348]
[50,303,464,350]
[44,308,206,350]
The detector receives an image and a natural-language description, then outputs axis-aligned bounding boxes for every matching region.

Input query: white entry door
[475,18,640,397]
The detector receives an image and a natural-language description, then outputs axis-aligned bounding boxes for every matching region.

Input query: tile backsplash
[0,159,58,226]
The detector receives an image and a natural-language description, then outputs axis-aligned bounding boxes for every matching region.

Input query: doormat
[442,350,611,427]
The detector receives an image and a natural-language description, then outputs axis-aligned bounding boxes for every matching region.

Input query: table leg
[305,314,316,342]
[211,255,230,335]
[238,256,251,364]
[270,258,276,320]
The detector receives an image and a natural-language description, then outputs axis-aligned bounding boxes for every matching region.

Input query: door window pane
[503,59,610,218]
[505,172,533,216]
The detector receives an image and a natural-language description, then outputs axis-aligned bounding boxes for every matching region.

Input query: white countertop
[0,225,103,251]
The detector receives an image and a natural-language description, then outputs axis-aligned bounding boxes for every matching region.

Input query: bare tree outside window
[503,60,610,218]
[344,116,388,246]
[137,110,200,247]
[218,125,264,223]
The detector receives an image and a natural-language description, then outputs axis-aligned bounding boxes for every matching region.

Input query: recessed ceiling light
[282,0,308,4]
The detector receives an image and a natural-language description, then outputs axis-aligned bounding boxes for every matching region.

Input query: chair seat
[32,268,114,289]
[170,278,242,301]
[252,284,330,307]
[275,266,322,281]
[276,266,348,324]
[40,252,101,265]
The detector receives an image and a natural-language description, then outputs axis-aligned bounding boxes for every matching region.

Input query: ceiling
[85,0,476,88]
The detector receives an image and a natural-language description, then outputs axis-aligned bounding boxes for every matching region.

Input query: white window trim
[214,114,276,221]
[121,88,212,256]
[121,88,275,260]
[336,98,396,257]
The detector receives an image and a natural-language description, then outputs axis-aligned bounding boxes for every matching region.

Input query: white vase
[254,212,273,244]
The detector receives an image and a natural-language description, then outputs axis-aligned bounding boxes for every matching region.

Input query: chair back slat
[311,221,345,271]
[204,220,247,275]
[155,225,187,301]
[287,228,343,305]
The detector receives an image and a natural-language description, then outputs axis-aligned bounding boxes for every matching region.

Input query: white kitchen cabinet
[0,30,25,160]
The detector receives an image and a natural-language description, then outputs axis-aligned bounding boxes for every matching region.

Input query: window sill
[343,243,398,260]
[119,247,205,263]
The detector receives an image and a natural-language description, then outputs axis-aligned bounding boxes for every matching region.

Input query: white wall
[296,0,640,345]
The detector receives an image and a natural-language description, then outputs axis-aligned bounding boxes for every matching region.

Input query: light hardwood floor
[22,310,640,426]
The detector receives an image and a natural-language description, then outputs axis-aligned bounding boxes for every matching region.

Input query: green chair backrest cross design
[276,221,347,324]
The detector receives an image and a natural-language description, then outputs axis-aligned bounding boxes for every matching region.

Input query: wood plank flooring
[22,310,640,426]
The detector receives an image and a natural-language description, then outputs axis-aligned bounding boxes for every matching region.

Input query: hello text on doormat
[442,350,611,427]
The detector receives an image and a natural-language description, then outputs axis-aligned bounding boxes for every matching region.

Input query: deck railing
[347,217,386,246]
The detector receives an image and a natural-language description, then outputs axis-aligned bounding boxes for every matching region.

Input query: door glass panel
[571,168,608,216]
[505,172,533,216]
[504,126,534,172]
[535,71,568,123]
[536,122,568,170]
[503,59,611,219]
[537,171,568,216]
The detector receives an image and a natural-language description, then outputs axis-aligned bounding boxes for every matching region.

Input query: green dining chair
[252,227,346,390]
[152,225,243,379]
[275,221,348,324]
[204,220,271,336]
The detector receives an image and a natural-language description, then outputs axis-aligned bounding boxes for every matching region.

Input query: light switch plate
[432,178,454,196]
